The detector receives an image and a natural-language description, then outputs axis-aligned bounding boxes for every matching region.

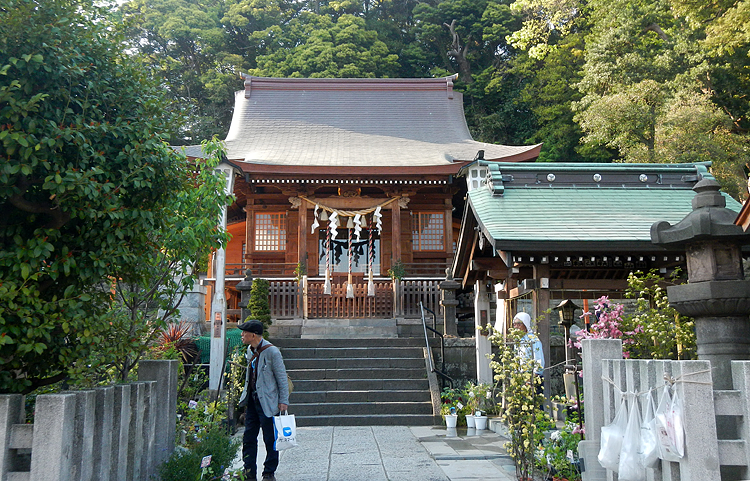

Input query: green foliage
[158,427,241,481]
[294,261,307,281]
[623,269,697,360]
[489,327,552,480]
[249,13,400,78]
[247,278,271,332]
[538,408,582,481]
[0,0,221,394]
[386,259,406,280]
[573,270,697,360]
[461,381,495,414]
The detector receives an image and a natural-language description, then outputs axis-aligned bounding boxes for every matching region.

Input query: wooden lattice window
[412,212,444,251]
[254,212,287,251]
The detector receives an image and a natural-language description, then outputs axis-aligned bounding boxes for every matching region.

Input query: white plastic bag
[639,394,660,469]
[273,412,298,451]
[598,396,628,472]
[619,398,645,481]
[654,387,683,461]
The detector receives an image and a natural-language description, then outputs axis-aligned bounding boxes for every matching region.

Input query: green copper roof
[466,165,743,251]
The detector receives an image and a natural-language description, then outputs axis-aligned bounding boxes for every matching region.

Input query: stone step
[271,334,435,426]
[287,368,426,380]
[279,347,425,360]
[296,414,438,427]
[285,357,425,370]
[272,337,428,349]
[290,390,431,404]
[291,401,433,416]
[291,378,429,392]
[301,318,398,339]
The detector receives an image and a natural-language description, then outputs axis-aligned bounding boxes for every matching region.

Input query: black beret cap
[238,320,264,335]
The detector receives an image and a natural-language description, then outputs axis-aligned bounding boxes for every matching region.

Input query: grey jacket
[238,339,290,417]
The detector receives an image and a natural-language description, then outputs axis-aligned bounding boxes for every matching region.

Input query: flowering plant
[572,270,696,360]
[538,408,583,481]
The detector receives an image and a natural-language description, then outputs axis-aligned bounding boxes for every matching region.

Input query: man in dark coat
[238,320,289,481]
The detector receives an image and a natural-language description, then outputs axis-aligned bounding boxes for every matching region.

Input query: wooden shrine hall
[182,75,541,323]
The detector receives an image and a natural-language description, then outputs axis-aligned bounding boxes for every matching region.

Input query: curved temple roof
[183,76,540,170]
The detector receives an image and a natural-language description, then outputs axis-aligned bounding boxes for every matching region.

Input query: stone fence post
[0,360,177,481]
[138,359,179,469]
[579,338,621,481]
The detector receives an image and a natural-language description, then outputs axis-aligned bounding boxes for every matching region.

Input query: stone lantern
[651,178,750,389]
[235,269,254,323]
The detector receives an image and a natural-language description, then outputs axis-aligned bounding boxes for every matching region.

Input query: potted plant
[440,386,464,427]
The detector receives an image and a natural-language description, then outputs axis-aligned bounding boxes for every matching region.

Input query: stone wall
[0,360,178,481]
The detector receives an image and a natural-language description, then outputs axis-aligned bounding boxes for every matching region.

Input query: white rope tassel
[367,269,375,297]
[311,204,320,234]
[353,214,362,241]
[374,206,383,233]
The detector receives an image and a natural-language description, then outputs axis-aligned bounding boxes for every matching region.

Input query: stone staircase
[273,337,436,426]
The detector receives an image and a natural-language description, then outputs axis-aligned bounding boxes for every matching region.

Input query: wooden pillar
[243,200,255,266]
[297,200,308,319]
[532,264,551,399]
[297,199,308,268]
[444,198,452,259]
[391,200,401,264]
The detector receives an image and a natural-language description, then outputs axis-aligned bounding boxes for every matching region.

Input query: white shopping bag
[598,396,628,472]
[273,412,298,451]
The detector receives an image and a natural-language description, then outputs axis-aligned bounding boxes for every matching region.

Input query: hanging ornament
[346,216,354,229]
[374,206,383,233]
[346,224,354,298]
[320,209,329,221]
[367,226,375,297]
[311,204,320,234]
[353,214,362,241]
[361,214,368,229]
[329,211,339,240]
[323,224,332,295]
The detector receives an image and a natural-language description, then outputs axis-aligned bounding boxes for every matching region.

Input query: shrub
[158,427,240,481]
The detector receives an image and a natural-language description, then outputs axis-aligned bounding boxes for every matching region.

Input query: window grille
[254,213,287,251]
[412,212,444,251]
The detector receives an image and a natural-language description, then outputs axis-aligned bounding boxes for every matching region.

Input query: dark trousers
[243,396,279,477]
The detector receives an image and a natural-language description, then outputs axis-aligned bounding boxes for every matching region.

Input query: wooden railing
[224,262,451,279]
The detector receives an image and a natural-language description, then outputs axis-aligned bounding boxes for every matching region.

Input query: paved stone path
[232,425,517,481]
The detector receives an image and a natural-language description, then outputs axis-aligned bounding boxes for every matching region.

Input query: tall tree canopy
[116,0,750,197]
[0,0,231,393]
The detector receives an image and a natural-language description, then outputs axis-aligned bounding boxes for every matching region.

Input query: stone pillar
[92,386,114,481]
[579,339,622,481]
[474,280,493,384]
[126,383,146,481]
[30,393,76,481]
[140,381,157,479]
[69,390,95,481]
[236,269,255,322]
[652,178,750,390]
[0,394,24,478]
[110,384,131,481]
[138,360,178,469]
[440,269,460,337]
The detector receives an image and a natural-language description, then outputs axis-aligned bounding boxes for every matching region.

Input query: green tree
[247,278,272,334]
[249,13,400,78]
[79,140,233,383]
[0,0,221,393]
[119,0,240,144]
[571,0,749,197]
